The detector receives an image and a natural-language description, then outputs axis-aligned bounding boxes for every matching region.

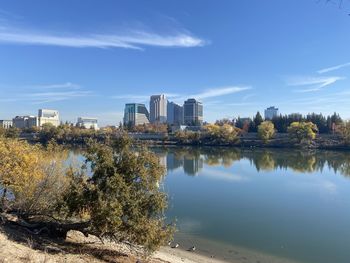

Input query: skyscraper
[167,101,183,125]
[123,103,150,126]
[264,106,279,120]
[183,98,203,126]
[150,94,167,124]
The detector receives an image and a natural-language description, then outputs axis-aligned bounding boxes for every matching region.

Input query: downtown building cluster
[123,95,203,127]
[0,109,99,130]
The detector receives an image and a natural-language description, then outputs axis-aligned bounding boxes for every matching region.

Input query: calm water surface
[151,147,350,263]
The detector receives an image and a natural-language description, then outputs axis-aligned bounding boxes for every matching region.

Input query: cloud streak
[287,76,345,92]
[0,82,92,104]
[0,26,206,50]
[112,86,251,103]
[189,86,251,100]
[318,62,350,74]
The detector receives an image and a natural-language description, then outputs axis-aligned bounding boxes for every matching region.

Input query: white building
[0,120,13,129]
[150,94,167,124]
[77,117,99,130]
[38,109,60,127]
[13,116,37,129]
[264,106,279,120]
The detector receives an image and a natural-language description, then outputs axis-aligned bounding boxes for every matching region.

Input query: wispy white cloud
[0,25,206,50]
[318,62,350,74]
[26,90,93,104]
[112,86,251,103]
[29,82,81,90]
[0,82,92,104]
[287,76,345,92]
[189,86,251,100]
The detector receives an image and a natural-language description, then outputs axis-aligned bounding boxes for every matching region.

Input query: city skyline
[0,1,350,125]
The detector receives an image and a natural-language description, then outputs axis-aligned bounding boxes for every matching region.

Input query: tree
[60,137,174,252]
[204,124,240,145]
[257,121,275,143]
[4,127,20,138]
[337,121,350,144]
[253,112,263,131]
[0,139,68,214]
[0,136,174,254]
[287,122,318,144]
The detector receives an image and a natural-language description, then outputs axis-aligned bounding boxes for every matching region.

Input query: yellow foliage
[0,138,68,213]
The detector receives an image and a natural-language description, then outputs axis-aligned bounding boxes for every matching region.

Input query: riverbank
[0,228,229,263]
[0,225,299,263]
[141,133,350,151]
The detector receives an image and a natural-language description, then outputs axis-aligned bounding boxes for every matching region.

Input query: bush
[337,121,350,145]
[204,124,240,144]
[0,139,68,214]
[287,122,318,144]
[257,121,275,143]
[0,136,174,254]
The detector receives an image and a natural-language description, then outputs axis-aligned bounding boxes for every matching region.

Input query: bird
[188,246,196,252]
[172,243,179,248]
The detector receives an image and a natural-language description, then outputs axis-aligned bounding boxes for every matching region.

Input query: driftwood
[0,212,91,239]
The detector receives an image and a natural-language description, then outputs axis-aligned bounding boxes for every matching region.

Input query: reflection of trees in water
[154,147,350,177]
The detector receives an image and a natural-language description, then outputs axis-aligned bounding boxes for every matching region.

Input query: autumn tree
[258,121,275,143]
[204,124,240,145]
[0,136,173,254]
[287,122,318,144]
[0,139,68,214]
[337,121,350,145]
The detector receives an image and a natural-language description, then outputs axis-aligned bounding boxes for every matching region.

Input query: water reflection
[152,147,350,177]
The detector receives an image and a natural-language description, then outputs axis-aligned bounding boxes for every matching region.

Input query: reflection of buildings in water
[166,152,183,172]
[158,154,167,170]
[164,150,204,175]
[183,155,204,176]
[160,147,350,178]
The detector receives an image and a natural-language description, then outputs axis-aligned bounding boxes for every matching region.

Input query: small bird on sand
[172,243,179,248]
[188,246,196,251]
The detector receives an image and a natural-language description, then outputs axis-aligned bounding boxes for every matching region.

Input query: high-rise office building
[123,103,150,126]
[150,94,167,124]
[77,117,99,130]
[167,101,183,125]
[264,106,279,120]
[38,109,60,127]
[183,98,203,126]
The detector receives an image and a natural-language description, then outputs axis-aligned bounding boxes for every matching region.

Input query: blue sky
[0,0,350,126]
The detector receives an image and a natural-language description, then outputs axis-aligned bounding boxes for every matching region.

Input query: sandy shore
[0,227,299,263]
[154,246,230,263]
[152,232,301,263]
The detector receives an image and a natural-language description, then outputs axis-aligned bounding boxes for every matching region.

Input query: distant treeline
[220,112,342,134]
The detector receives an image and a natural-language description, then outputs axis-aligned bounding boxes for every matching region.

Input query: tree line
[233,112,342,134]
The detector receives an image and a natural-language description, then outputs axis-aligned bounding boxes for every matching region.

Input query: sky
[0,0,350,126]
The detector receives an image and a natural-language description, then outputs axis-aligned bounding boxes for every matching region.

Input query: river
[69,147,350,263]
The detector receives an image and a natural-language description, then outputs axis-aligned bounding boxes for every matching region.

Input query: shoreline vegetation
[10,122,350,151]
[1,115,350,263]
[1,111,349,150]
[0,135,174,261]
